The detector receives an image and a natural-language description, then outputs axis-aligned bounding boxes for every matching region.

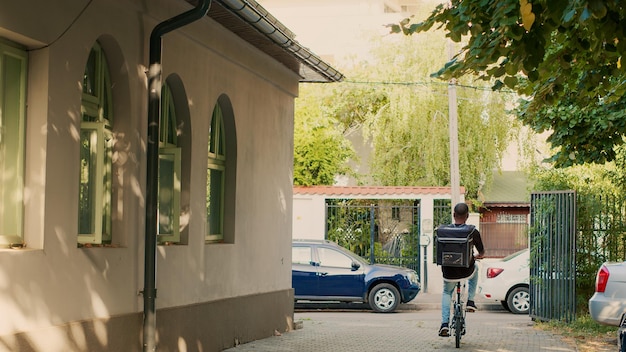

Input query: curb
[294,300,504,312]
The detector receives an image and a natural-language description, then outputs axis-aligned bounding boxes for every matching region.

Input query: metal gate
[529,191,577,322]
[325,201,421,273]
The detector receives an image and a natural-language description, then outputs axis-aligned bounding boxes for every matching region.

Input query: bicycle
[449,280,467,348]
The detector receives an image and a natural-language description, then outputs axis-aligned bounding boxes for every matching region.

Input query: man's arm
[474,229,485,259]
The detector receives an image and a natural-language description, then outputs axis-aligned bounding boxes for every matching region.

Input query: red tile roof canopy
[293,186,465,197]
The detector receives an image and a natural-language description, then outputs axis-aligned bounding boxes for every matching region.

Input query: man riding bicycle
[437,202,485,337]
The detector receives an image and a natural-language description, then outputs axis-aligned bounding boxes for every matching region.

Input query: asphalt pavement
[222,293,610,352]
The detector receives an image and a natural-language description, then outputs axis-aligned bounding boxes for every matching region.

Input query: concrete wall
[0,0,297,350]
[292,195,327,239]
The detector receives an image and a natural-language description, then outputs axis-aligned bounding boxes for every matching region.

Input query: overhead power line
[341,79,517,93]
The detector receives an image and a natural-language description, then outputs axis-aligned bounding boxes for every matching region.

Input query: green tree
[390,1,626,167]
[293,84,358,186]
[293,19,535,199]
[356,34,517,200]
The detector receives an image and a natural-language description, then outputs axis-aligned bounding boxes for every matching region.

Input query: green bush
[532,164,626,313]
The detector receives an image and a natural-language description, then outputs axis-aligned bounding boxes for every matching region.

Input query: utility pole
[448,38,460,209]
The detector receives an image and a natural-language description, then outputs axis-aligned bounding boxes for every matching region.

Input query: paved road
[224,308,582,352]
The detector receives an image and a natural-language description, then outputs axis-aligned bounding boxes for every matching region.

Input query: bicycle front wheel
[454,306,462,348]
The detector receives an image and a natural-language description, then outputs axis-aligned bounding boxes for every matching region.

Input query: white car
[589,261,626,326]
[479,248,530,314]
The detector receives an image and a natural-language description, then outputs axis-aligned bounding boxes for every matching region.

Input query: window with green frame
[78,42,113,245]
[0,40,27,246]
[158,82,181,244]
[206,103,225,243]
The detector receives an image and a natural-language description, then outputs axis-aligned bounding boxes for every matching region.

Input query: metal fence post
[370,205,375,264]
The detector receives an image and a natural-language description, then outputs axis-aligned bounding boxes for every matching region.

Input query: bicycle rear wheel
[454,306,462,348]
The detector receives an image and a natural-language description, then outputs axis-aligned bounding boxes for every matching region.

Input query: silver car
[589,261,626,326]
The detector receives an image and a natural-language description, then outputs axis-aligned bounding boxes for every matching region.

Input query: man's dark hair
[453,202,469,217]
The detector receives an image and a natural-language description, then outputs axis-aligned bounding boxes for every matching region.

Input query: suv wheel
[368,283,400,313]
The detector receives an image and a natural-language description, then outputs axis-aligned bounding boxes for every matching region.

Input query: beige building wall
[0,0,303,350]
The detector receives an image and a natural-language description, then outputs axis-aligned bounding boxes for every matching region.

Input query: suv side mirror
[351,262,361,271]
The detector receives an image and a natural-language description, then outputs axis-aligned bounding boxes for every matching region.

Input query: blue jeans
[441,264,478,325]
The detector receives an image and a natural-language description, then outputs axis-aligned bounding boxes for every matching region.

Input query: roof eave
[188,0,344,83]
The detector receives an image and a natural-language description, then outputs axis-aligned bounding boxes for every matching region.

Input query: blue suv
[292,239,421,313]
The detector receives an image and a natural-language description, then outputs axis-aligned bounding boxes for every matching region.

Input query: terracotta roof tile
[293,186,465,196]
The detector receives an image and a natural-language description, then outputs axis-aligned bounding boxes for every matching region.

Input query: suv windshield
[332,243,368,265]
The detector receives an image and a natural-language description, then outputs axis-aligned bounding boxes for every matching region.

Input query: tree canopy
[390,0,626,167]
[293,31,526,200]
[293,84,359,186]
[359,34,515,199]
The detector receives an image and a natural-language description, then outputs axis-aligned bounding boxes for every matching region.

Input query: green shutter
[158,147,181,243]
[0,42,27,244]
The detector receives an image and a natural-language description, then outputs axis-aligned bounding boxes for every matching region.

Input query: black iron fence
[431,199,452,263]
[530,191,577,323]
[325,200,421,273]
[525,189,626,323]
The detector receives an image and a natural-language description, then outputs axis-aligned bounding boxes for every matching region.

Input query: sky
[257,0,426,65]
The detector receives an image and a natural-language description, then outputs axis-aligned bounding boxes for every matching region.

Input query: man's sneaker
[438,323,450,337]
[466,300,477,312]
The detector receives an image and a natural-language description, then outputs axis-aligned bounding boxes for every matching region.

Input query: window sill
[205,240,232,245]
[158,241,186,246]
[0,246,39,253]
[77,243,124,249]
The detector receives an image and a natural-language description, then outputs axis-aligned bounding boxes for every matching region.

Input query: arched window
[78,42,113,244]
[206,103,225,242]
[158,82,181,244]
[0,40,27,246]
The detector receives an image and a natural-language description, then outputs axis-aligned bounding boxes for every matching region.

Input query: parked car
[478,248,530,314]
[589,261,626,327]
[292,239,420,313]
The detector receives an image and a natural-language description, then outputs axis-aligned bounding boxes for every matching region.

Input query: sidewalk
[224,307,581,352]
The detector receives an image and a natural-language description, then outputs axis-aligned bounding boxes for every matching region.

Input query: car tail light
[486,267,504,278]
[595,265,610,293]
